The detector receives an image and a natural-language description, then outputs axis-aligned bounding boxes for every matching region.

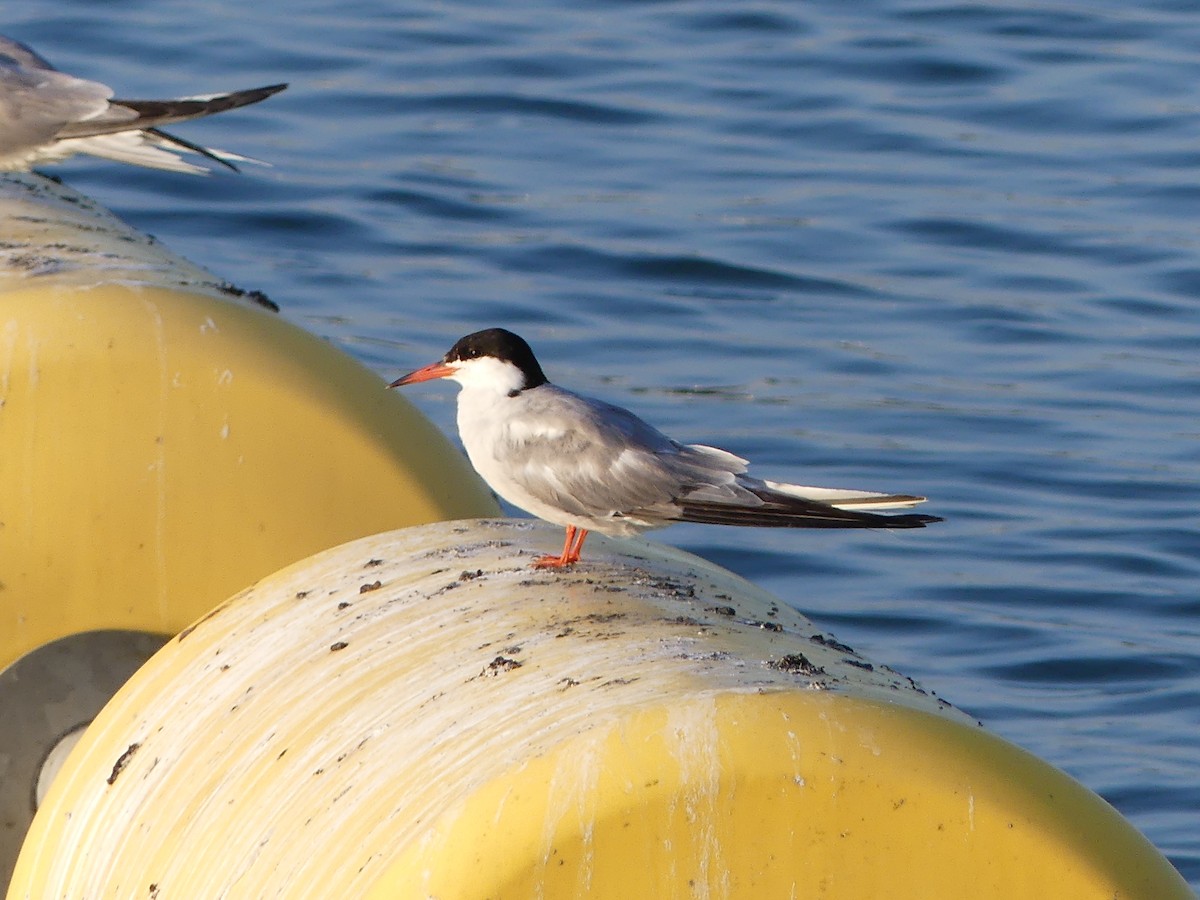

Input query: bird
[390,328,942,569]
[0,34,286,174]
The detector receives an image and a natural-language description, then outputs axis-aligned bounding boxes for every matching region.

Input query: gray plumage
[392,329,940,567]
[0,34,285,173]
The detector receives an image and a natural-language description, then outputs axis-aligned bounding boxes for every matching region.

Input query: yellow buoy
[0,173,499,888]
[0,174,496,664]
[10,521,1192,899]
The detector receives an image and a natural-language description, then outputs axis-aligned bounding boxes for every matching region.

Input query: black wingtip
[677,499,943,530]
[113,83,289,124]
[885,513,943,528]
[224,83,289,106]
[143,127,240,171]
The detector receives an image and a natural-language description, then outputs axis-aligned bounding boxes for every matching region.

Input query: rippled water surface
[10,0,1199,884]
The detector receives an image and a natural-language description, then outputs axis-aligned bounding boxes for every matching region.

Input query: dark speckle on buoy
[601,677,637,688]
[810,633,855,654]
[768,653,825,677]
[634,576,696,598]
[217,280,279,312]
[330,641,349,652]
[176,602,229,642]
[585,612,625,624]
[359,580,382,593]
[106,742,141,785]
[485,655,522,674]
[364,558,384,568]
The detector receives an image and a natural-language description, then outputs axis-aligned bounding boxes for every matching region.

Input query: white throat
[450,356,531,486]
[448,356,528,397]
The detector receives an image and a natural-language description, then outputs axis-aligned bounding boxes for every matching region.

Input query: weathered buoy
[0,174,499,888]
[10,521,1191,899]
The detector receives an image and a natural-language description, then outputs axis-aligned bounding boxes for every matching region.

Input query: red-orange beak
[388,361,456,388]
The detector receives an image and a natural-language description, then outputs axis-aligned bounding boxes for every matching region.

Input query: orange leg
[533,525,590,569]
[566,526,588,563]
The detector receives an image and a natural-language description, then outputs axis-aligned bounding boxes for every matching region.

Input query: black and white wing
[0,34,285,173]
[491,385,939,530]
[675,471,940,528]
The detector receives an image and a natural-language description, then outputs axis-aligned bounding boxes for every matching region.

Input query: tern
[0,34,286,174]
[391,328,941,568]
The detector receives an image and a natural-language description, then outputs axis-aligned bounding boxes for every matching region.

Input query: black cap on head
[445,328,548,389]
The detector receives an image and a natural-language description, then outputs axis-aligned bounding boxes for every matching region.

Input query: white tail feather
[761,480,928,510]
[53,133,211,173]
[50,132,267,174]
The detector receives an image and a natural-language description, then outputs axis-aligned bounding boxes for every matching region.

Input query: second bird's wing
[54,84,287,140]
[0,36,115,159]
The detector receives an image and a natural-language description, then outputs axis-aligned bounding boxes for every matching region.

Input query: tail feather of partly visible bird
[47,131,225,173]
[48,123,273,175]
[39,82,287,174]
[144,126,258,171]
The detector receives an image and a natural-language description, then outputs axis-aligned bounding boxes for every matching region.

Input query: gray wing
[496,386,941,530]
[495,386,750,525]
[0,36,116,156]
[0,35,285,171]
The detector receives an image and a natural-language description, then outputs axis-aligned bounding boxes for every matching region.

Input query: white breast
[456,388,578,529]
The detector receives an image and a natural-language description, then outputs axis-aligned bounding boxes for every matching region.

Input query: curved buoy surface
[0,172,497,667]
[10,520,1192,899]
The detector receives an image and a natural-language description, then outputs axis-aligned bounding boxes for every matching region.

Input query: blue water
[11,0,1199,884]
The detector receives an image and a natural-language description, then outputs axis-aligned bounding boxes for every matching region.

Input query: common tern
[391,328,941,568]
[0,34,286,174]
